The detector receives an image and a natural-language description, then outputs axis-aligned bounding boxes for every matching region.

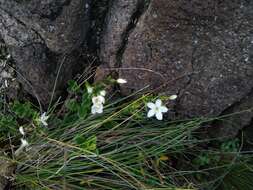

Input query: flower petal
[117,78,127,84]
[96,105,104,114]
[21,138,29,147]
[169,95,177,100]
[41,112,49,121]
[19,126,25,136]
[44,115,49,121]
[100,90,106,97]
[15,138,29,156]
[99,96,105,104]
[155,111,163,120]
[155,99,162,107]
[147,102,155,109]
[91,104,104,114]
[91,105,97,114]
[147,109,155,118]
[160,106,168,113]
[87,86,93,94]
[92,96,105,105]
[41,112,46,118]
[41,120,48,126]
[92,97,97,104]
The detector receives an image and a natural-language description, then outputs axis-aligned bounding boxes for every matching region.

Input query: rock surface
[99,0,253,137]
[212,90,253,138]
[0,0,90,104]
[1,0,252,137]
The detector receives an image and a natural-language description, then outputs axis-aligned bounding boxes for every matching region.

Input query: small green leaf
[74,134,86,145]
[81,135,97,152]
[65,99,79,112]
[78,106,88,118]
[221,139,239,152]
[74,135,97,153]
[0,114,18,134]
[12,101,37,119]
[67,80,80,93]
[78,101,91,118]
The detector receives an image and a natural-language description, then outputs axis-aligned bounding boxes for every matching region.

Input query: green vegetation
[0,43,253,190]
[0,77,252,190]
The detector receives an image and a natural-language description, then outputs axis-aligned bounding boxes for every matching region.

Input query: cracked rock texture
[99,0,253,137]
[0,0,90,103]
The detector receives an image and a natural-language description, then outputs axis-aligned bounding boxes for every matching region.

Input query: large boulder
[0,0,90,103]
[99,0,253,137]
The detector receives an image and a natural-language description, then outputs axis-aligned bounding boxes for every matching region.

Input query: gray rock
[98,0,253,137]
[0,0,90,103]
[96,0,145,81]
[100,0,144,68]
[211,91,253,138]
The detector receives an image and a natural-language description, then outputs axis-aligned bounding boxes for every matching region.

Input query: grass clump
[0,77,252,190]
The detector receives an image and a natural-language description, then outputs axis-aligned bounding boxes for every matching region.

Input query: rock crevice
[115,0,151,68]
[100,0,150,70]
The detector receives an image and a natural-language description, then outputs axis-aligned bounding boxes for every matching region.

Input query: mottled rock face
[0,0,90,103]
[100,0,144,68]
[99,0,253,137]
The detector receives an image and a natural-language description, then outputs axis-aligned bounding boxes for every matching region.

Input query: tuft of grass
[0,77,252,190]
[13,95,204,189]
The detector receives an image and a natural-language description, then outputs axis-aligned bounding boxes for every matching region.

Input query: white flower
[91,91,107,115]
[91,103,104,114]
[92,95,105,105]
[99,90,106,97]
[19,126,25,136]
[116,78,127,84]
[87,86,93,94]
[169,95,177,100]
[15,138,29,156]
[147,99,168,120]
[20,138,29,147]
[39,112,49,126]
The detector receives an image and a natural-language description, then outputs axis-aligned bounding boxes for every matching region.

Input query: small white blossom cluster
[90,78,127,115]
[87,86,93,94]
[39,112,49,126]
[15,126,29,156]
[147,95,177,120]
[91,90,106,114]
[15,112,50,155]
